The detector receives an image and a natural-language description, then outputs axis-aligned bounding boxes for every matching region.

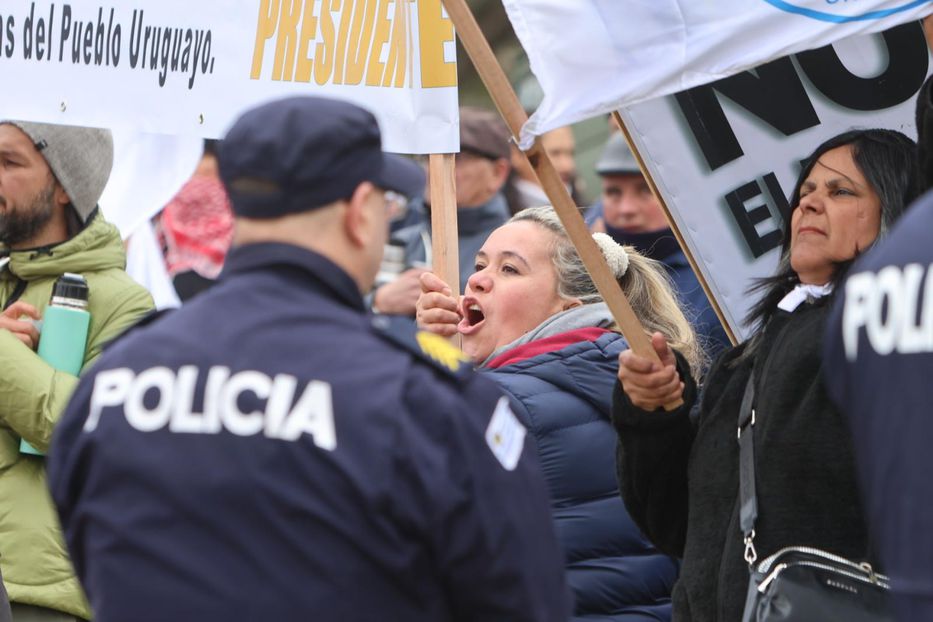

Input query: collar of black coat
[220,242,365,312]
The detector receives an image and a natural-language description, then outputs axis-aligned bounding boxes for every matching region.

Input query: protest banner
[99,131,203,237]
[0,0,459,153]
[618,22,933,339]
[501,0,933,146]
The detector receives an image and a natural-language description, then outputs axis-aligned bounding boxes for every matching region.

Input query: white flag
[502,0,933,146]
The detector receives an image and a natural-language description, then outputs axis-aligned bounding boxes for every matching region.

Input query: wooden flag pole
[441,0,682,408]
[612,111,738,346]
[428,154,460,296]
[428,153,462,347]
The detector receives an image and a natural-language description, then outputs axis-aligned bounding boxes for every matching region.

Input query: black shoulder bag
[737,372,893,622]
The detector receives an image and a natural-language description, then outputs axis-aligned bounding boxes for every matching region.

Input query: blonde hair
[510,206,704,375]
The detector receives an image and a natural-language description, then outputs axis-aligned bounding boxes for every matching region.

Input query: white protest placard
[0,0,459,153]
[618,23,933,340]
[98,130,203,237]
[502,0,933,146]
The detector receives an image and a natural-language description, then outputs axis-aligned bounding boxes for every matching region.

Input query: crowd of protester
[0,31,931,622]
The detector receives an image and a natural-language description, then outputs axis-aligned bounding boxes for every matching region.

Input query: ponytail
[509,206,703,376]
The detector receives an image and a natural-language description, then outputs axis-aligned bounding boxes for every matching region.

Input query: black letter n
[675,57,820,172]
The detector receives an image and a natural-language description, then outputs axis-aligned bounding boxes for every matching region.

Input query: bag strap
[737,371,759,566]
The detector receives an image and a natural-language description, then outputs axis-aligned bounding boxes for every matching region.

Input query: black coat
[613,302,870,621]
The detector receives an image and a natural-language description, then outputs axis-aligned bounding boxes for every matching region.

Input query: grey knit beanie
[0,121,113,222]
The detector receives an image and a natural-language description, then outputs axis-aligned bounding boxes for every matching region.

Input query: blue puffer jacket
[483,329,678,621]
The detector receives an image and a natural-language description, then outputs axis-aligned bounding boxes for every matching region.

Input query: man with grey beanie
[0,120,153,621]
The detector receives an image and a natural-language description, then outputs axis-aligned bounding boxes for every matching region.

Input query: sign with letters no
[0,0,459,153]
[619,22,933,340]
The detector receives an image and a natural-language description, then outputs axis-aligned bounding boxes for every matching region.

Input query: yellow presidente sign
[250,0,457,89]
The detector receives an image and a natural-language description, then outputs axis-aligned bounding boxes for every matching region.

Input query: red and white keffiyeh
[157,176,234,280]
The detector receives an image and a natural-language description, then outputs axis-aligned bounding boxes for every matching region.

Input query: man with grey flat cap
[48,96,570,622]
[0,120,153,621]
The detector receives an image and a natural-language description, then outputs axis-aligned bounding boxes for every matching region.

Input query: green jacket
[0,213,154,618]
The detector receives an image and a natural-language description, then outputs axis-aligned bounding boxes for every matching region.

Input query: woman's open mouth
[458,298,486,334]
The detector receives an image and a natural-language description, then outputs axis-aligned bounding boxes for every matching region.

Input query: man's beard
[0,181,57,248]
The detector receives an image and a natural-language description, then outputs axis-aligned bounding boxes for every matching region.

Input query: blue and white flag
[502,0,933,146]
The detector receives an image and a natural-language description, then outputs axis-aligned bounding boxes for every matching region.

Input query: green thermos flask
[20,273,90,456]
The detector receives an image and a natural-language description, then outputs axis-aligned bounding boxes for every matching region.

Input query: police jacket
[48,242,571,622]
[484,329,677,621]
[825,191,933,622]
[0,212,153,619]
[615,303,869,622]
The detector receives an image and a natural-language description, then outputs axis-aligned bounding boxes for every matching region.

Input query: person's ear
[53,183,70,209]
[561,297,583,311]
[343,181,377,248]
[490,157,511,190]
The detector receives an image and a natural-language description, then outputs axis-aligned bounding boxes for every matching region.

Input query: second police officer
[47,96,572,622]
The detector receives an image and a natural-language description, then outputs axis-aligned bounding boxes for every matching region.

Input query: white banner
[0,0,459,153]
[502,0,933,146]
[618,24,932,339]
[99,131,203,237]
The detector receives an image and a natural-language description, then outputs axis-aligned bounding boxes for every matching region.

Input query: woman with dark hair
[611,128,918,622]
[745,129,919,337]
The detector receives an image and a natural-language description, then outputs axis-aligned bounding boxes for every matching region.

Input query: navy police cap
[218,96,425,219]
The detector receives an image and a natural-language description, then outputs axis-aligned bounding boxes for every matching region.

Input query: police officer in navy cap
[47,96,571,622]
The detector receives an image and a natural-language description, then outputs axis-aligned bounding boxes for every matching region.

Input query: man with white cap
[0,120,153,621]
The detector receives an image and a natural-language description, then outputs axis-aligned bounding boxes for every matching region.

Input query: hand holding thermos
[20,273,90,456]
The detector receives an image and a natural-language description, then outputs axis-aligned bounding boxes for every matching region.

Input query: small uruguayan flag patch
[485,398,526,471]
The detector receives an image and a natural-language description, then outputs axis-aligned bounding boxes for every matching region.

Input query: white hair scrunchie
[592,232,630,278]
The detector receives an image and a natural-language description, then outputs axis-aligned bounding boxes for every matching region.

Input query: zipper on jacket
[28,247,54,260]
[2,278,27,311]
[0,256,26,311]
